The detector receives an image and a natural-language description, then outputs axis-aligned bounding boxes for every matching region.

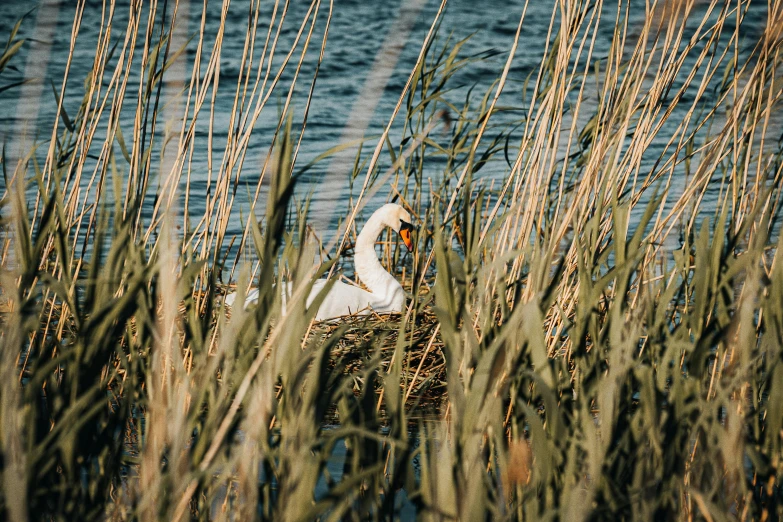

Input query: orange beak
[400,228,413,251]
[399,223,415,251]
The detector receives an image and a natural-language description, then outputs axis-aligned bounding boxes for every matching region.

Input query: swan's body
[225,203,414,321]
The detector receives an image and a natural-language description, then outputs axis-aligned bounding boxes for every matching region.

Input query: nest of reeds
[205,286,447,412]
[314,309,446,412]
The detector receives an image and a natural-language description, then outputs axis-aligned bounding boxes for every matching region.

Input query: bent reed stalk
[1,0,783,520]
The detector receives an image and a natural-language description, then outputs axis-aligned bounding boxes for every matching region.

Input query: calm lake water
[0,0,773,243]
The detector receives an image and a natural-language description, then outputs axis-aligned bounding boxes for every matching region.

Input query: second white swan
[225,203,415,321]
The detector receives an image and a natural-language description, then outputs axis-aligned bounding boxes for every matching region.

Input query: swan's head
[379,203,415,251]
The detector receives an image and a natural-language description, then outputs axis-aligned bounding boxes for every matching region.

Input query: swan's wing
[280,279,371,320]
[226,279,400,321]
[226,281,313,313]
[314,281,404,320]
[224,288,261,309]
[313,281,376,321]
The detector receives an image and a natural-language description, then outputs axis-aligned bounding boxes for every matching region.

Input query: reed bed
[2,0,783,520]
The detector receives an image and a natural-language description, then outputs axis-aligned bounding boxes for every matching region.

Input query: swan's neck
[354,212,402,297]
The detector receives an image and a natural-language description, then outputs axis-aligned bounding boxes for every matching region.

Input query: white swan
[225,203,415,321]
